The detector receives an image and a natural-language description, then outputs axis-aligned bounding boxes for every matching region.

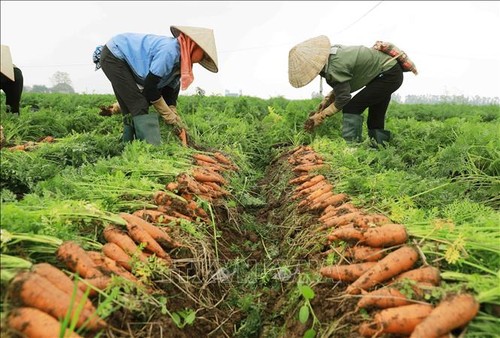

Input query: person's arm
[332,81,351,110]
[143,72,162,102]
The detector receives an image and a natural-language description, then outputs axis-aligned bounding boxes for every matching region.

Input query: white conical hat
[170,25,219,73]
[1,45,15,81]
[288,35,330,88]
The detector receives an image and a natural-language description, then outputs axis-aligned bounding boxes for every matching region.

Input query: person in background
[1,45,24,116]
[93,26,218,145]
[288,35,406,146]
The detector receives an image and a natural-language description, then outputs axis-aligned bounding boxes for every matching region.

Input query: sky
[1,1,499,100]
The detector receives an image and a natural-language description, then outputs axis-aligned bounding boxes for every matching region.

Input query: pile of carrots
[286,145,480,337]
[5,151,237,337]
[5,135,55,151]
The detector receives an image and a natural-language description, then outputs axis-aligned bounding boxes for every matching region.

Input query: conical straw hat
[288,35,330,88]
[1,45,15,81]
[170,25,218,73]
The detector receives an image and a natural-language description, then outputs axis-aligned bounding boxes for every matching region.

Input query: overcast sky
[1,1,499,100]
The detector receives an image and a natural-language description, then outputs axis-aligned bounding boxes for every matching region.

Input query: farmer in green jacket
[94,26,218,145]
[288,35,404,146]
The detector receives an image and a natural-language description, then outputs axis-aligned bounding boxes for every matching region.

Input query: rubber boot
[122,114,135,143]
[342,113,363,143]
[368,129,391,148]
[132,113,162,145]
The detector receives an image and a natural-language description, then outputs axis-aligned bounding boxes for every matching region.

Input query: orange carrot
[391,266,441,286]
[166,182,179,191]
[357,287,413,309]
[346,246,419,294]
[213,152,234,166]
[193,153,218,164]
[410,293,480,338]
[320,262,377,282]
[119,212,180,249]
[102,242,133,271]
[292,163,326,173]
[314,193,348,210]
[125,221,171,263]
[354,214,391,228]
[31,263,94,311]
[178,128,187,147]
[78,276,113,297]
[345,246,386,262]
[103,225,148,262]
[359,303,433,336]
[327,225,365,243]
[316,212,363,232]
[288,174,312,185]
[9,271,106,331]
[8,307,83,338]
[192,168,227,185]
[56,241,103,279]
[292,180,329,200]
[360,223,408,247]
[294,175,325,191]
[87,250,138,282]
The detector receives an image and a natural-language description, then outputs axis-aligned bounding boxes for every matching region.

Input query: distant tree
[50,71,74,93]
[51,83,75,94]
[30,84,50,93]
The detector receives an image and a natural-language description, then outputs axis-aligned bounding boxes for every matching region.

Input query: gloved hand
[304,103,340,132]
[317,90,335,112]
[110,102,121,114]
[152,97,183,127]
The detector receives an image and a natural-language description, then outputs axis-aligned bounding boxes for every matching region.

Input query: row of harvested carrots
[5,151,236,338]
[286,145,480,338]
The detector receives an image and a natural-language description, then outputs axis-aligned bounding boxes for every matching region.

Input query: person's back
[1,45,24,115]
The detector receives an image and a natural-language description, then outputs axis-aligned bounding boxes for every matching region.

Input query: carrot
[346,246,419,295]
[319,203,358,222]
[9,271,106,331]
[102,242,133,271]
[360,223,408,247]
[56,241,103,279]
[410,293,480,338]
[288,174,312,185]
[103,225,148,263]
[345,246,385,262]
[327,225,365,243]
[124,221,171,264]
[213,152,234,166]
[192,168,227,185]
[292,163,326,173]
[316,211,363,232]
[360,303,433,337]
[354,214,391,228]
[31,263,94,311]
[178,128,187,147]
[391,266,441,286]
[193,153,218,164]
[320,262,377,282]
[294,175,325,191]
[166,182,179,191]
[292,180,329,200]
[297,184,333,207]
[313,193,348,210]
[87,250,138,282]
[357,287,413,309]
[119,212,180,249]
[8,307,83,338]
[78,276,113,297]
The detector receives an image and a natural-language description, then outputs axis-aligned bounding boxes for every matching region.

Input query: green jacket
[321,45,397,109]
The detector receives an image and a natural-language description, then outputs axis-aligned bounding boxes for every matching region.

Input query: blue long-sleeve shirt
[106,33,180,101]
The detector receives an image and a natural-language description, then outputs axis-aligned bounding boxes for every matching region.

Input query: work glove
[304,103,340,132]
[152,97,183,127]
[317,90,335,112]
[99,102,121,116]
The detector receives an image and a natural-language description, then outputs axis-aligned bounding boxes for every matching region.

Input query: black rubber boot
[368,129,391,148]
[342,113,363,143]
[132,113,162,145]
[122,114,135,143]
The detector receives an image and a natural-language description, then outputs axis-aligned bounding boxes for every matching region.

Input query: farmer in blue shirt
[288,36,409,146]
[94,26,218,145]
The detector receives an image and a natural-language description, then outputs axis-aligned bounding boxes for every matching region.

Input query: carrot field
[1,92,499,338]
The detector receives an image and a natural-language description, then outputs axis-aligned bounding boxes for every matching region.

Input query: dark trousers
[100,45,149,117]
[343,63,403,130]
[1,67,24,113]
